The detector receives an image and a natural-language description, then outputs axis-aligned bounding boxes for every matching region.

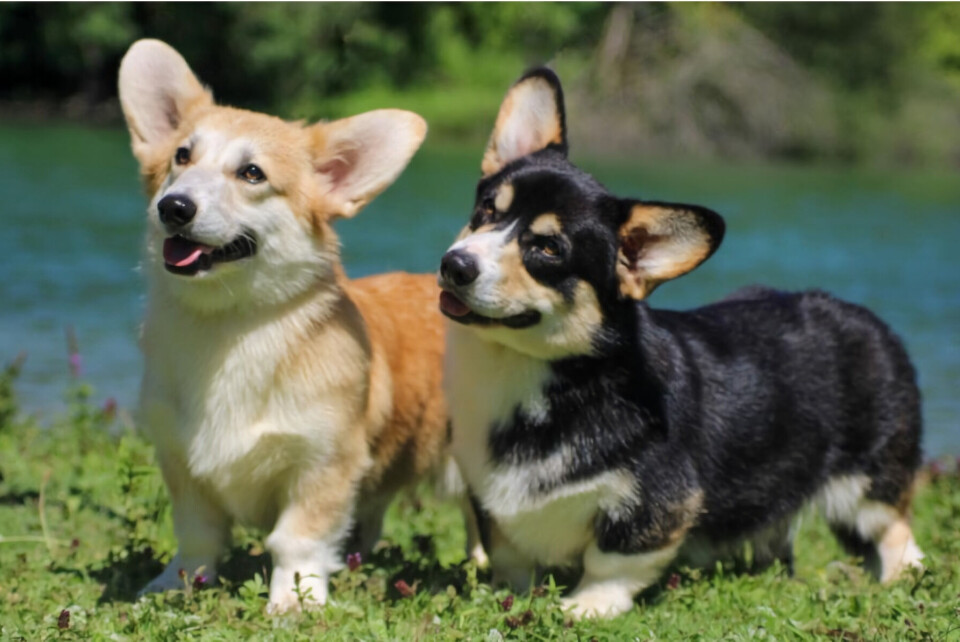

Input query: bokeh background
[1,3,958,452]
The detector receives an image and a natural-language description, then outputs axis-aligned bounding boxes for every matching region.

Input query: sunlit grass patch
[1,362,958,640]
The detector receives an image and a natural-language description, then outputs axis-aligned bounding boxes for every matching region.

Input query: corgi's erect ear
[481,68,567,177]
[309,109,427,219]
[118,39,212,162]
[616,201,725,300]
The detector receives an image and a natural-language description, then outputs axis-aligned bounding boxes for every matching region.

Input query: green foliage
[918,3,960,91]
[737,4,923,95]
[2,3,959,164]
[0,354,26,428]
[2,370,960,639]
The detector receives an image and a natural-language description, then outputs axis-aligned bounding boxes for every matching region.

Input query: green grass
[2,364,959,641]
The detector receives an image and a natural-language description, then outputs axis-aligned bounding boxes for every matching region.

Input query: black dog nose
[158,194,197,227]
[440,249,480,286]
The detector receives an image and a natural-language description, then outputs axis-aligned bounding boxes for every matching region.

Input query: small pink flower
[500,595,514,611]
[193,573,208,590]
[58,609,70,630]
[347,552,362,572]
[68,352,83,377]
[394,579,415,598]
[666,573,681,590]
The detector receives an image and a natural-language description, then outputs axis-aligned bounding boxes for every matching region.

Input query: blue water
[1,125,958,454]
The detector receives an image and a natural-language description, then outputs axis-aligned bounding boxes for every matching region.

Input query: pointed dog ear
[481,68,567,177]
[616,201,725,300]
[118,39,213,163]
[308,109,427,219]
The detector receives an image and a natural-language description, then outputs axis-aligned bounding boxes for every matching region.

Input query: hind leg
[818,475,924,582]
[347,494,393,557]
[749,517,796,575]
[873,516,924,582]
[461,495,489,566]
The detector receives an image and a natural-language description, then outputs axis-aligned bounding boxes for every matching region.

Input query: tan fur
[665,490,704,547]
[617,204,714,300]
[482,76,565,177]
[540,281,605,358]
[877,518,922,583]
[346,273,449,492]
[528,213,562,237]
[119,39,473,613]
[494,182,515,213]
[498,238,565,307]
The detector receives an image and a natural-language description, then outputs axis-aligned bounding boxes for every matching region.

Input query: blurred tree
[0,2,956,164]
[736,3,922,98]
[918,2,960,91]
[57,3,136,103]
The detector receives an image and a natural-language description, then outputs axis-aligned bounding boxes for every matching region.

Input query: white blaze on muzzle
[446,222,518,314]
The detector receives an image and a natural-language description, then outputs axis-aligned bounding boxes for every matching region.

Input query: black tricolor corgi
[438,69,924,619]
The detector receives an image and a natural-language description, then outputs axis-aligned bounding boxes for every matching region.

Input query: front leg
[561,540,679,619]
[488,520,538,592]
[563,465,699,619]
[140,456,230,595]
[265,456,364,614]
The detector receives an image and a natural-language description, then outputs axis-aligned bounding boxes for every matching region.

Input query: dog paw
[266,593,325,615]
[468,542,490,568]
[266,575,328,615]
[561,587,634,620]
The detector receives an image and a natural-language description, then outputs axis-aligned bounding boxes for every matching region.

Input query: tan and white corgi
[118,39,469,613]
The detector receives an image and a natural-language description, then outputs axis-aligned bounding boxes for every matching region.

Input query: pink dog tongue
[440,291,471,317]
[163,236,205,267]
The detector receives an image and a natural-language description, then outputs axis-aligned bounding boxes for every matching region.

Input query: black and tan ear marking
[481,68,568,177]
[616,201,725,300]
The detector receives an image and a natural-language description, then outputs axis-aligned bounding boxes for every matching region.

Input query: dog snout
[158,194,198,227]
[440,249,480,287]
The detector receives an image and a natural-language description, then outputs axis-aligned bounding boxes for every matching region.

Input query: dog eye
[532,236,562,258]
[481,197,495,217]
[175,147,190,166]
[239,164,266,184]
[470,197,497,228]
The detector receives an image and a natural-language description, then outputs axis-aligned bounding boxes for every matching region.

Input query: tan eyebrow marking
[494,182,515,212]
[529,213,562,236]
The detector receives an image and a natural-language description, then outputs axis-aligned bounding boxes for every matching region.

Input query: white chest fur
[445,325,635,566]
[139,289,364,528]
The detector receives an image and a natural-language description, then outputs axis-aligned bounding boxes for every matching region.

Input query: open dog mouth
[162,233,257,276]
[439,291,541,329]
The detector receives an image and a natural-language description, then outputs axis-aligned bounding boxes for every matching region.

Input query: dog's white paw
[469,542,490,568]
[266,573,328,615]
[561,585,635,620]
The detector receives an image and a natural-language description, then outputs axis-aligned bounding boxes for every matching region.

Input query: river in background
[1,125,958,454]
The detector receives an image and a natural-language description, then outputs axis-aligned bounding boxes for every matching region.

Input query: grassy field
[2,362,959,641]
